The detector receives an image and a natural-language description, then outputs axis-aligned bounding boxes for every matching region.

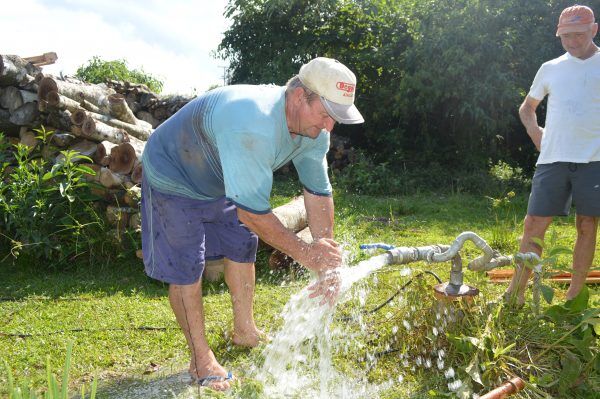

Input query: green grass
[1,178,599,398]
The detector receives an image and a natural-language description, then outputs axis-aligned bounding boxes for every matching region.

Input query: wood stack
[1,52,353,273]
[0,53,148,237]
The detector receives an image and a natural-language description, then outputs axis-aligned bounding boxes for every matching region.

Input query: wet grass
[1,177,599,398]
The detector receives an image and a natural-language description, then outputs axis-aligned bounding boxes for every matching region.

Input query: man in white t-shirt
[505,5,600,305]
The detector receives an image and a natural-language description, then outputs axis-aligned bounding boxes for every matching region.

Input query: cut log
[0,54,40,86]
[106,205,132,230]
[82,117,128,144]
[95,140,119,166]
[89,185,126,204]
[124,185,141,208]
[9,102,40,126]
[269,227,313,270]
[37,76,114,109]
[203,259,225,282]
[51,132,76,147]
[136,110,159,128]
[0,86,23,112]
[70,108,87,126]
[46,90,83,113]
[109,142,137,174]
[19,129,39,150]
[80,163,101,182]
[126,134,145,158]
[23,52,58,67]
[131,160,143,184]
[56,139,97,163]
[0,108,19,136]
[44,109,73,132]
[0,87,38,113]
[108,93,152,129]
[272,196,307,233]
[86,110,151,141]
[129,212,141,231]
[99,167,126,189]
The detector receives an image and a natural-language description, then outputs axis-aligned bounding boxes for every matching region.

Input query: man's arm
[303,189,334,240]
[519,95,543,151]
[237,208,341,272]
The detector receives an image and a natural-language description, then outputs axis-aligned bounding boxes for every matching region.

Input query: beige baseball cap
[298,57,364,124]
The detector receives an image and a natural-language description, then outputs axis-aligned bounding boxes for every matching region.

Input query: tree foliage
[218,0,600,172]
[75,56,164,94]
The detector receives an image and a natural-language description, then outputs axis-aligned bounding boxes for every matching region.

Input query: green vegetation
[1,176,598,398]
[218,0,595,172]
[75,56,164,94]
[0,130,107,265]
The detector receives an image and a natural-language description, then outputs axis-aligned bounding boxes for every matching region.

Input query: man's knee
[523,215,553,236]
[575,215,599,236]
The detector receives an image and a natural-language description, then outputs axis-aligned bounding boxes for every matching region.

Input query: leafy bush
[0,129,105,265]
[75,56,163,94]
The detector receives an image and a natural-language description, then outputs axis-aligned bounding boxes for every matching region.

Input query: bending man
[140,57,364,390]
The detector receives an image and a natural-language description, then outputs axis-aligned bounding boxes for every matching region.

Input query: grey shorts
[527,162,600,217]
[141,177,258,285]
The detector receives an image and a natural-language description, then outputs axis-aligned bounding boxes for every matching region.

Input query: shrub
[75,56,163,94]
[0,129,105,265]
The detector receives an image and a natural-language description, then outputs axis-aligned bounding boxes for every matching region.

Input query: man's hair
[285,75,320,103]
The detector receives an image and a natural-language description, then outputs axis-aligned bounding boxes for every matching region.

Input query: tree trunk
[9,101,40,126]
[131,160,143,184]
[108,93,152,129]
[109,142,137,174]
[46,90,83,113]
[0,86,25,112]
[51,132,76,147]
[0,54,40,86]
[124,185,141,207]
[99,167,127,189]
[37,76,114,110]
[19,129,39,149]
[272,196,307,232]
[23,52,58,67]
[87,110,151,140]
[95,140,119,166]
[44,109,73,132]
[56,139,97,163]
[81,117,128,144]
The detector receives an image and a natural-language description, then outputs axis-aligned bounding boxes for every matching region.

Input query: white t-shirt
[529,51,600,164]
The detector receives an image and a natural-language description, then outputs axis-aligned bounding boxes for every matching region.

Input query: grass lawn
[1,178,599,398]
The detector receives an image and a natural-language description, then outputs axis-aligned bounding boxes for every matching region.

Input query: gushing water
[254,253,393,398]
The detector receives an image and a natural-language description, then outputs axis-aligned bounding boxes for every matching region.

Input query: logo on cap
[336,81,355,97]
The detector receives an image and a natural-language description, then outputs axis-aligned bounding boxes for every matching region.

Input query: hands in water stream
[308,269,341,306]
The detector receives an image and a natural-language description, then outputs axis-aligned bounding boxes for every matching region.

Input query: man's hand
[299,238,342,272]
[308,269,341,306]
[527,126,544,151]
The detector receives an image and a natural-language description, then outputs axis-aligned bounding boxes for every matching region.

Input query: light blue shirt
[142,84,332,213]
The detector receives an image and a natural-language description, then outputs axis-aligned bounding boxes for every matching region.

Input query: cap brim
[556,22,595,36]
[320,97,364,124]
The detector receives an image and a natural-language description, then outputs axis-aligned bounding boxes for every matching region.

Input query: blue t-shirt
[142,84,332,213]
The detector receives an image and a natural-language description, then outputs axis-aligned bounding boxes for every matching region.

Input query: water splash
[255,253,392,398]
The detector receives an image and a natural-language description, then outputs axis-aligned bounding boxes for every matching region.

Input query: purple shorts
[141,178,258,285]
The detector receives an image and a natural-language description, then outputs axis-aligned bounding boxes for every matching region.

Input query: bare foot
[228,329,269,348]
[188,350,232,391]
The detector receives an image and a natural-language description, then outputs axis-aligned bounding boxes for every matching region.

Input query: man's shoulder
[541,53,570,68]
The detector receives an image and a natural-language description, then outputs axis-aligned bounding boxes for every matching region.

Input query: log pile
[0,53,147,236]
[1,52,352,277]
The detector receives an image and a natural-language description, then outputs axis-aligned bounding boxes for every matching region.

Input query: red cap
[556,5,595,36]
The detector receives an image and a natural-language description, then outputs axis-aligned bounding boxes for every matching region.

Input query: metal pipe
[430,232,495,269]
[387,245,450,265]
[479,377,525,399]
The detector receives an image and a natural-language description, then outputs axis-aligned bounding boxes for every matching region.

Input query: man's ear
[291,86,305,104]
